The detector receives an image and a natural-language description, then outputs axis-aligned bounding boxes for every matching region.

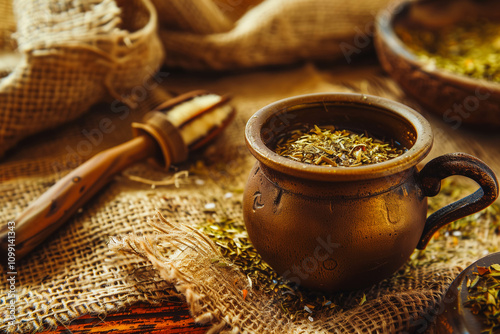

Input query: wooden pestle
[0,90,235,266]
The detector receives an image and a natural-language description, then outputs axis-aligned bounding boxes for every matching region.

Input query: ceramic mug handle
[416,152,499,249]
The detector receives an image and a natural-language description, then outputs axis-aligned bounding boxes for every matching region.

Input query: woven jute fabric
[1,0,500,333]
[1,62,499,333]
[0,0,164,158]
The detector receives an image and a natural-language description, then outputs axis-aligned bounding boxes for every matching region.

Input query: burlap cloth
[1,1,500,333]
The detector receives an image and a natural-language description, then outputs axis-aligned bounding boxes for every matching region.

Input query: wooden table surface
[46,301,208,333]
[42,63,500,334]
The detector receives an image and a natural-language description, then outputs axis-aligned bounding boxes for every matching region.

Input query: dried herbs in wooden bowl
[436,252,500,333]
[464,264,500,333]
[375,0,500,128]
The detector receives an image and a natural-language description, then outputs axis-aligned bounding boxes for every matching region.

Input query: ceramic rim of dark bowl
[375,0,500,95]
[245,93,433,182]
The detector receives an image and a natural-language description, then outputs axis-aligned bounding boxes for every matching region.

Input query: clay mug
[243,93,499,292]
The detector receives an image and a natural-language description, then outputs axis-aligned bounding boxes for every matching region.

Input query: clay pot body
[245,163,426,291]
[243,93,498,292]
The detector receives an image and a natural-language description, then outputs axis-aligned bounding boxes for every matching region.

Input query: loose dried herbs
[200,218,338,320]
[274,125,405,167]
[464,264,500,334]
[403,179,500,272]
[396,19,500,82]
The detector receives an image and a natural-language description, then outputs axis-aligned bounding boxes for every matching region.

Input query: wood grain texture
[45,301,209,334]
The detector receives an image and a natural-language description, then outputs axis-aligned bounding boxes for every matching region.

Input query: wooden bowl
[374,0,500,129]
[436,252,500,333]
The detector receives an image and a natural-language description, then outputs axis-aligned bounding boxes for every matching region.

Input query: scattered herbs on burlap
[274,125,406,167]
[403,179,500,271]
[199,218,339,321]
[200,179,500,323]
[464,264,500,334]
[396,19,500,82]
[427,180,500,240]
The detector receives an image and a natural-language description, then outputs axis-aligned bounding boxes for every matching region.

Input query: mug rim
[245,93,434,181]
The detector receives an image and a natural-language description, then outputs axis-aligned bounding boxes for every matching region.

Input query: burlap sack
[0,0,164,158]
[155,0,392,69]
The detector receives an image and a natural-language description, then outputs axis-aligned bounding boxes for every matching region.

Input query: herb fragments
[464,264,500,334]
[396,19,500,82]
[274,125,405,167]
[200,218,338,320]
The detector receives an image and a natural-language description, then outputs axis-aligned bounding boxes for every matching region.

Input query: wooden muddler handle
[0,135,158,266]
[1,90,235,266]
